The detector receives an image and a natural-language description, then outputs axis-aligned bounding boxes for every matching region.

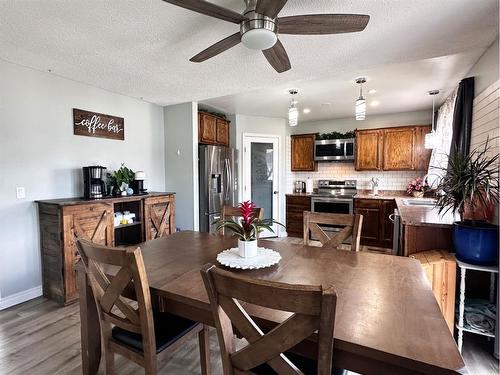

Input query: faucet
[371,177,379,196]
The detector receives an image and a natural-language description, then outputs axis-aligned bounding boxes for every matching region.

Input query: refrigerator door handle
[224,158,230,202]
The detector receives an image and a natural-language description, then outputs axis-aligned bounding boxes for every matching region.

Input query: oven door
[310,197,354,241]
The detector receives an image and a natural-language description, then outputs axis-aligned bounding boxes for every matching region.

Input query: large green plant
[434,138,499,221]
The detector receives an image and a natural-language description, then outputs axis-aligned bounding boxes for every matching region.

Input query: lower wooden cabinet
[354,198,396,248]
[286,195,311,237]
[37,193,175,305]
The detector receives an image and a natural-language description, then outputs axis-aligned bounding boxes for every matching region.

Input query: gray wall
[164,102,199,231]
[466,37,499,94]
[287,110,432,135]
[0,60,165,305]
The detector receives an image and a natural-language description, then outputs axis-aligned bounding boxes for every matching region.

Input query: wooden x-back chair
[219,205,264,236]
[303,211,363,252]
[201,264,342,375]
[76,238,210,375]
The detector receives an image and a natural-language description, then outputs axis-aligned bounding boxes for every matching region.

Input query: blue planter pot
[453,221,499,266]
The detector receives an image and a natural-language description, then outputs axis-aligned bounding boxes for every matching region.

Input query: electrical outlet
[16,187,26,199]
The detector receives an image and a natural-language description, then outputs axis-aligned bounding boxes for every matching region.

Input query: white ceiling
[0,0,498,115]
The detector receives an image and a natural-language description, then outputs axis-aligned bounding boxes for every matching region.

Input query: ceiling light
[303,108,311,114]
[368,89,377,95]
[288,89,299,127]
[370,100,380,107]
[241,29,277,50]
[424,90,440,149]
[355,78,366,121]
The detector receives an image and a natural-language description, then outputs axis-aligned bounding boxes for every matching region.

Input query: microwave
[314,138,355,161]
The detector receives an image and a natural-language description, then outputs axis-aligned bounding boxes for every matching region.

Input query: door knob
[273,191,279,194]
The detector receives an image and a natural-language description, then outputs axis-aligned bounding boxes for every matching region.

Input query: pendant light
[288,89,299,127]
[424,90,440,149]
[355,78,366,121]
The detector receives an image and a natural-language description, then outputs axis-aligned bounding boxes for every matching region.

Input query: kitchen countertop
[36,192,175,206]
[394,197,459,228]
[354,189,408,200]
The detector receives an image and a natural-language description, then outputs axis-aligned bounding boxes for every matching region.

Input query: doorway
[242,134,280,237]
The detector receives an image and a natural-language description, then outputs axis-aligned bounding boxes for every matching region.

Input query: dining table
[76,231,466,375]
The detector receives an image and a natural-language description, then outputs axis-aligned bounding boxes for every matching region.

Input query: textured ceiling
[0,0,498,111]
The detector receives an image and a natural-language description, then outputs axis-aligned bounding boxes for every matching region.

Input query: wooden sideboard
[37,192,175,305]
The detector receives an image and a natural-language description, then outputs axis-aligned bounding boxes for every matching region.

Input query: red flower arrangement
[215,200,284,241]
[407,177,430,194]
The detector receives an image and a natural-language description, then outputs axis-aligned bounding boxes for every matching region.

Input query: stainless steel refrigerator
[199,145,238,233]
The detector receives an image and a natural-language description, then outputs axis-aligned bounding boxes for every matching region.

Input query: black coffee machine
[83,166,107,199]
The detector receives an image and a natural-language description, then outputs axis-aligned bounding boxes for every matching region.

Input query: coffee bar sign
[73,108,124,140]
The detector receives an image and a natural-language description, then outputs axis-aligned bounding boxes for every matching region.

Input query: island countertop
[395,197,459,228]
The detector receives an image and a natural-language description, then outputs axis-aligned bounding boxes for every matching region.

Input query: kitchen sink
[402,199,436,207]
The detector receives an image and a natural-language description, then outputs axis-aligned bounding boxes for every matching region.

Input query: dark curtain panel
[450,76,475,159]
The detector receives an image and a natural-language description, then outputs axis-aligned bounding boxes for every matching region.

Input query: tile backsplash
[285,136,427,192]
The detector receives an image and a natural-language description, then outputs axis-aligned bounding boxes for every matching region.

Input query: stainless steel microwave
[314,138,355,161]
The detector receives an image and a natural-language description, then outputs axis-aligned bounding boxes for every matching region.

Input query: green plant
[434,138,499,221]
[215,201,284,241]
[108,164,135,190]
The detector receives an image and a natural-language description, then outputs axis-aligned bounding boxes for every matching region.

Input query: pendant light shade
[355,78,366,121]
[288,89,299,127]
[424,90,440,149]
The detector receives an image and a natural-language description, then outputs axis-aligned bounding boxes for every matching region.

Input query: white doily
[216,247,281,270]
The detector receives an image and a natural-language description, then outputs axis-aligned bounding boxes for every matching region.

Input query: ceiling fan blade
[162,0,246,24]
[262,39,291,73]
[278,14,370,35]
[190,32,242,62]
[255,0,288,18]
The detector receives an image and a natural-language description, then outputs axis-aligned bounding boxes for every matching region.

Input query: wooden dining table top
[130,231,465,374]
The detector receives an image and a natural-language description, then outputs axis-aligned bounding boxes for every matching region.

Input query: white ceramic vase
[238,239,258,258]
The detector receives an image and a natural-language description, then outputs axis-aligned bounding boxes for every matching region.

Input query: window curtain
[449,77,475,160]
[427,88,458,187]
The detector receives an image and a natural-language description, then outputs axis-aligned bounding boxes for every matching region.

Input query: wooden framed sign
[73,108,124,140]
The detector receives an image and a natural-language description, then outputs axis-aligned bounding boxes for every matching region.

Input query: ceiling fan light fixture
[241,28,277,50]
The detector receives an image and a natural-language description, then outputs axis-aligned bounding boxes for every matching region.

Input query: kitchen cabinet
[355,129,382,170]
[354,198,396,248]
[355,125,431,171]
[291,134,317,171]
[383,127,415,170]
[37,193,175,305]
[286,194,311,237]
[198,112,230,146]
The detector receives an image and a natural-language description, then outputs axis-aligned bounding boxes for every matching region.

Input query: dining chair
[200,263,346,375]
[303,211,363,252]
[219,205,264,236]
[76,238,211,375]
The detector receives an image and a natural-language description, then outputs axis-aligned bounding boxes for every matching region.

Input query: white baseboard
[0,285,42,310]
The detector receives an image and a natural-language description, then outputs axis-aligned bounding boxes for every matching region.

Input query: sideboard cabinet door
[144,195,176,240]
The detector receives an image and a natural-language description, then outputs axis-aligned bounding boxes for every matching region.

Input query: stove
[316,179,357,198]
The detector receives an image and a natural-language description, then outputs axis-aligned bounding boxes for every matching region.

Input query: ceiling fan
[162,0,370,73]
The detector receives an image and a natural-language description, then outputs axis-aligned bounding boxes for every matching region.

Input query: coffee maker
[83,166,107,199]
[131,171,147,194]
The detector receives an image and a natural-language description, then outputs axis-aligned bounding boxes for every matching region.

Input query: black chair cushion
[112,310,198,354]
[251,352,347,375]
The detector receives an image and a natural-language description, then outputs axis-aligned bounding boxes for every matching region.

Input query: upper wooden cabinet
[382,127,415,170]
[356,125,431,171]
[355,129,382,171]
[199,112,230,146]
[291,134,317,171]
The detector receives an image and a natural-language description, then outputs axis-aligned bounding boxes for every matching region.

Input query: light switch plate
[16,187,26,199]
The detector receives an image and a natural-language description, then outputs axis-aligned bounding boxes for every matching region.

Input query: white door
[242,134,280,238]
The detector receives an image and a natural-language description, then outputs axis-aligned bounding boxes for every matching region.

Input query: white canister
[306,177,314,193]
[238,239,258,258]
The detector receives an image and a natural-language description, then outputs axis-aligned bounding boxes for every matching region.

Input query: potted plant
[107,164,135,196]
[434,139,499,265]
[215,201,284,258]
[407,177,430,198]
